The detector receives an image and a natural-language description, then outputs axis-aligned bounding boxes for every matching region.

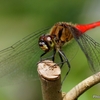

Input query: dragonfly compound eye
[46,36,54,48]
[39,35,54,52]
[39,41,49,51]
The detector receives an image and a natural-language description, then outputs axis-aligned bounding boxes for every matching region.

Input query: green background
[0,0,100,100]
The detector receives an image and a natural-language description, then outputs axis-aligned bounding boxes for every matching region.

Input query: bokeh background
[0,0,100,100]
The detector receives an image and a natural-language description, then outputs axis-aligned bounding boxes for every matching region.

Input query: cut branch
[37,60,62,100]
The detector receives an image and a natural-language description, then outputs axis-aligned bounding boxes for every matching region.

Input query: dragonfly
[0,21,100,85]
[39,21,100,82]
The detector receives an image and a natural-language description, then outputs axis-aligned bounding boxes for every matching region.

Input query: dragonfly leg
[58,52,64,68]
[52,48,56,61]
[40,49,56,61]
[58,50,71,84]
[40,52,47,61]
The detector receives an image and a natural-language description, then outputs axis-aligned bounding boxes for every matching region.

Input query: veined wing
[0,28,50,85]
[71,27,100,72]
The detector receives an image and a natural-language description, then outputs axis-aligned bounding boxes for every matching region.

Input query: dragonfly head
[38,35,54,52]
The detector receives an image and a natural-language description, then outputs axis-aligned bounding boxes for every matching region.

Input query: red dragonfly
[39,21,100,81]
[0,21,100,85]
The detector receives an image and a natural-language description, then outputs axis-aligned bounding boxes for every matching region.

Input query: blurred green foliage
[0,0,87,24]
[0,0,100,100]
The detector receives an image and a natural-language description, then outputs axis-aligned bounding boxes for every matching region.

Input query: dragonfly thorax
[50,22,74,47]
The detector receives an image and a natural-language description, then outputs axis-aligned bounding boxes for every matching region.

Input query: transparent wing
[0,28,50,85]
[71,27,100,72]
[63,39,79,61]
